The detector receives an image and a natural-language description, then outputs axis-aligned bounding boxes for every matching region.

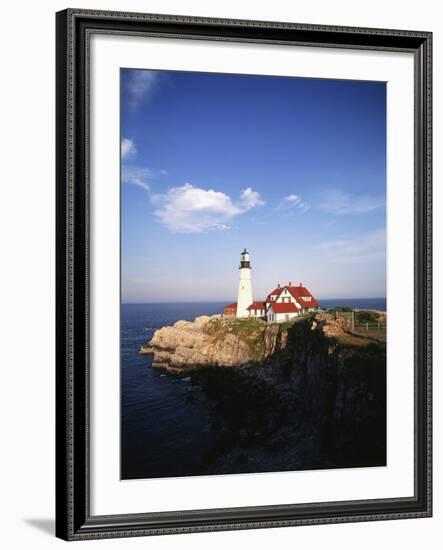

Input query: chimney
[299,282,303,287]
[288,281,292,287]
[277,283,280,288]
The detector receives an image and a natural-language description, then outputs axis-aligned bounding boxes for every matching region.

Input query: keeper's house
[223,283,319,323]
[265,282,319,322]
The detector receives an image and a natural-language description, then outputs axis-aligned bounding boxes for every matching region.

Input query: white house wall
[266,307,298,323]
[274,288,300,307]
[249,309,265,318]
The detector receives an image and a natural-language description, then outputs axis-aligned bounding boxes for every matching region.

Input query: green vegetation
[227,317,263,335]
[207,317,266,362]
[354,310,382,323]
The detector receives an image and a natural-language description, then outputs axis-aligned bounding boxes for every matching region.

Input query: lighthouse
[236,249,253,318]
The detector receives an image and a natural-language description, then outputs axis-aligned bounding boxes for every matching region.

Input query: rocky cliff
[140,312,372,373]
[140,312,386,472]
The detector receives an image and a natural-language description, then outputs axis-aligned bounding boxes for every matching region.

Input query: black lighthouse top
[239,248,251,269]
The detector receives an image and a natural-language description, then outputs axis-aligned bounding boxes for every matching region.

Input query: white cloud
[121,138,136,160]
[125,70,160,109]
[239,187,265,210]
[154,183,265,233]
[317,228,386,264]
[318,189,385,215]
[277,193,310,213]
[285,194,301,204]
[122,165,153,192]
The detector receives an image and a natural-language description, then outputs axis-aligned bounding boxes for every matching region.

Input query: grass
[206,317,267,362]
[207,317,263,336]
[227,318,264,334]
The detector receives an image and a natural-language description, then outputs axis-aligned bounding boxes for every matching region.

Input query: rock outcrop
[141,315,269,372]
[140,313,375,373]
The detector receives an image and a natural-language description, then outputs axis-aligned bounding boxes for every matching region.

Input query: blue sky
[121,69,386,303]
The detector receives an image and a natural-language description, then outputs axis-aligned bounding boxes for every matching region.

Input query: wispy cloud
[277,194,310,213]
[125,70,160,110]
[317,228,386,264]
[153,183,265,233]
[121,138,137,160]
[122,165,153,193]
[318,189,385,215]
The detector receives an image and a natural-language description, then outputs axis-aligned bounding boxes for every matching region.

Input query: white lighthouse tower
[236,248,253,318]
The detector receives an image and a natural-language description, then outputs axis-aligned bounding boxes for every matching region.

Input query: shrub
[355,310,379,323]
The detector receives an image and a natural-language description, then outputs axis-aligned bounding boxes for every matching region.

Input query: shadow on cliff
[188,318,386,475]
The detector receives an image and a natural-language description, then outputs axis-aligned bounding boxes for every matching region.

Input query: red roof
[247,301,266,311]
[286,286,320,308]
[266,287,284,302]
[268,302,298,314]
[266,284,319,308]
[269,287,283,296]
[223,303,237,314]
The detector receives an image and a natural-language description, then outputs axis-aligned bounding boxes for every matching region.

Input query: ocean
[121,299,386,479]
[121,303,224,480]
[319,298,386,311]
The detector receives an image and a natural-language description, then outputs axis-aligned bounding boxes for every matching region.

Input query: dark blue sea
[319,298,386,311]
[121,298,386,480]
[121,303,225,480]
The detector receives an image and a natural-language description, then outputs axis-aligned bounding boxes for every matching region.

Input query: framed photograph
[55,9,432,540]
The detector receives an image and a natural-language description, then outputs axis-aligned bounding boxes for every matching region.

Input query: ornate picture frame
[55,8,432,540]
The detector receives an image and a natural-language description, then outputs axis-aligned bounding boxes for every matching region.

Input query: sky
[120,68,386,303]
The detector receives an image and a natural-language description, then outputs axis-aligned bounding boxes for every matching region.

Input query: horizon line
[121,296,387,305]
